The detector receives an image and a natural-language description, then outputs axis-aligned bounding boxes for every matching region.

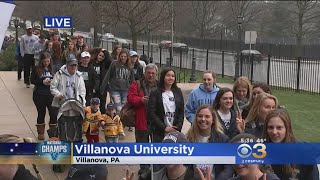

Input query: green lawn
[272,90,320,142]
[156,64,234,84]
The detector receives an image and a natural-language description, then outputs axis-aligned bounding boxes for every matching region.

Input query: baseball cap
[26,24,32,29]
[162,131,189,143]
[129,51,138,57]
[81,51,91,58]
[106,103,116,109]
[66,57,78,66]
[90,97,100,105]
[77,35,83,39]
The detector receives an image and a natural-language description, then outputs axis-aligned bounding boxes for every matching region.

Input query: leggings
[33,93,56,125]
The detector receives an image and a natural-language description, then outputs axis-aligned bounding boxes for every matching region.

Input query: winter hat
[90,97,100,105]
[162,131,189,143]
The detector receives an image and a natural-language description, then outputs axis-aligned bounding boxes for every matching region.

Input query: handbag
[120,80,140,127]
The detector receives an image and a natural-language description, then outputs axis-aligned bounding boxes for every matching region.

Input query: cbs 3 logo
[237,143,267,159]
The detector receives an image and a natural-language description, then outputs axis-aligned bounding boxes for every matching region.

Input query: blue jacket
[15,42,21,60]
[185,84,219,123]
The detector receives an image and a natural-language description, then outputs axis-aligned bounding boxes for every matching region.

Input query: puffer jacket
[101,114,124,137]
[82,106,103,135]
[50,65,86,107]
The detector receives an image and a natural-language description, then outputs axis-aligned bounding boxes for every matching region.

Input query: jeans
[110,90,128,112]
[23,54,35,85]
[33,93,56,125]
[105,136,119,143]
[16,55,23,79]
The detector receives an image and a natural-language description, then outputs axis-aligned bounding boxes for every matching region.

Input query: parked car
[240,50,263,63]
[103,33,114,41]
[158,40,172,49]
[112,38,129,49]
[172,43,188,53]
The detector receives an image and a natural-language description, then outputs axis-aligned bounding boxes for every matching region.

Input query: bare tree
[219,1,266,39]
[282,1,320,57]
[189,1,221,39]
[107,1,171,50]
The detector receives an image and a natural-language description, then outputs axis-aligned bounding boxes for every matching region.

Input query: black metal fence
[86,37,320,95]
[115,32,320,58]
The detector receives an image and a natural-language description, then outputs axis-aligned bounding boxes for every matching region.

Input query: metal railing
[85,38,320,94]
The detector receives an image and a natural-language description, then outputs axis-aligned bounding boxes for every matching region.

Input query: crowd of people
[8,24,319,180]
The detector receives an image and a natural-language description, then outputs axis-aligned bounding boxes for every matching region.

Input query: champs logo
[237,143,267,163]
[39,141,68,161]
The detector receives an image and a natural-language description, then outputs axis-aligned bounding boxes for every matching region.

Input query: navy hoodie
[30,68,53,95]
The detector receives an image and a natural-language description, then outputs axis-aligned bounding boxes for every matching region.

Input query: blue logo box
[43,16,72,28]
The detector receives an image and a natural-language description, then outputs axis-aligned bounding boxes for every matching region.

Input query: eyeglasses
[98,54,105,58]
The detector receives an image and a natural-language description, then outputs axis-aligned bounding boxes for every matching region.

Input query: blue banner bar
[0,142,320,164]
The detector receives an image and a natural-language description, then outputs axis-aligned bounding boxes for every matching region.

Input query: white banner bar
[73,156,236,164]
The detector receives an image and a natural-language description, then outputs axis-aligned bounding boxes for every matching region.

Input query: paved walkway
[1,71,318,179]
[0,71,234,179]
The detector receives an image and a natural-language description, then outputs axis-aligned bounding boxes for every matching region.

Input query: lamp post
[234,15,243,81]
[13,18,20,45]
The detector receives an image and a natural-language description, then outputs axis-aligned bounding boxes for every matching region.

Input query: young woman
[89,48,112,114]
[44,40,53,57]
[147,67,184,142]
[100,49,134,113]
[213,88,238,139]
[111,45,122,61]
[30,52,56,140]
[52,41,63,74]
[228,133,280,180]
[187,105,233,180]
[252,82,271,100]
[237,93,278,138]
[263,109,319,180]
[129,51,144,80]
[232,76,253,119]
[61,40,78,63]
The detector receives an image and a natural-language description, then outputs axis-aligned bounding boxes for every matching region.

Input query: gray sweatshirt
[19,34,39,57]
[100,60,134,92]
[33,40,46,60]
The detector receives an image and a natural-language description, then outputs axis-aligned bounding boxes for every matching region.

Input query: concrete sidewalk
[0,71,234,179]
[6,71,319,180]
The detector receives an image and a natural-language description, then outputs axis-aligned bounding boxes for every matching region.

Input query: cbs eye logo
[237,143,267,159]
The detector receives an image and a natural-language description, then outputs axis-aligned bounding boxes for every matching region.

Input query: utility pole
[147,24,151,58]
[169,1,174,67]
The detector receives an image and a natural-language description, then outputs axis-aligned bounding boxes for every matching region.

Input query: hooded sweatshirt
[100,60,134,92]
[228,170,280,180]
[185,84,219,123]
[50,65,86,107]
[78,64,100,96]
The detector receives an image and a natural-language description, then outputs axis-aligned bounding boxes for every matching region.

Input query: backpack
[120,80,140,127]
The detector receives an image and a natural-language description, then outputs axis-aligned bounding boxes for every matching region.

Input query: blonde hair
[187,105,224,142]
[245,93,278,124]
[0,134,43,180]
[233,76,253,101]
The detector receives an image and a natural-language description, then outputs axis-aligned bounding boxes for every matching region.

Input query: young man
[33,34,46,66]
[78,51,100,106]
[185,70,220,123]
[76,35,87,52]
[20,24,39,88]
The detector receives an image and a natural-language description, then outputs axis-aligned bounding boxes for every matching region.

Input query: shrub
[0,43,17,71]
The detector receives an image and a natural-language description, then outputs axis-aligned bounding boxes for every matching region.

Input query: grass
[272,90,320,142]
[156,63,234,84]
